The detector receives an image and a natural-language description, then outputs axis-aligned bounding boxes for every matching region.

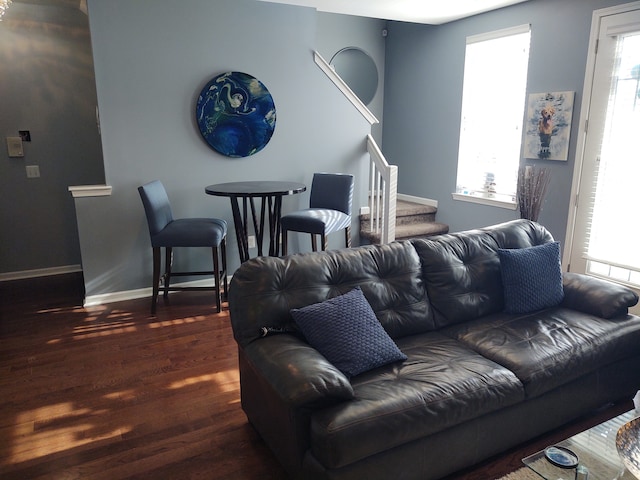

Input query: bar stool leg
[152,247,161,314]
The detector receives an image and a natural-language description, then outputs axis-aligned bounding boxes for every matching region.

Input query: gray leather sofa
[228,219,640,480]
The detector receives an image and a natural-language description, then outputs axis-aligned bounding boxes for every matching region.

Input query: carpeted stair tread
[360,221,449,243]
[359,198,449,244]
[360,199,437,221]
[393,222,449,239]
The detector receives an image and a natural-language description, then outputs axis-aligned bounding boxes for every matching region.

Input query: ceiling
[11,0,86,13]
[257,0,531,25]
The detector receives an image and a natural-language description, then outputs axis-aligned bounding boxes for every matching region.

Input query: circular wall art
[195,71,276,158]
[330,47,378,106]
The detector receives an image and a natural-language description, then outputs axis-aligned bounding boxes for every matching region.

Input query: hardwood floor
[0,273,631,479]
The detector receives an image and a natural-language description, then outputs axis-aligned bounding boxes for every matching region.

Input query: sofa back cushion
[229,241,434,347]
[411,219,555,328]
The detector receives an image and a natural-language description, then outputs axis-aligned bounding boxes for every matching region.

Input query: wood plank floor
[0,273,631,479]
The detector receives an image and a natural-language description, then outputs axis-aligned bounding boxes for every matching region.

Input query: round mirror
[330,47,378,106]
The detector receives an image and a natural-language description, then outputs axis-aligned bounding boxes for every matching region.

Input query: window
[582,27,640,286]
[455,25,531,207]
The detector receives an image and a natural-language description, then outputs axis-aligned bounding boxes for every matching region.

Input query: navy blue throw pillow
[498,242,564,314]
[291,287,407,378]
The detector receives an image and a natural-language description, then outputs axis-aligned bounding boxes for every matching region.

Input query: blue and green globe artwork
[196,71,276,158]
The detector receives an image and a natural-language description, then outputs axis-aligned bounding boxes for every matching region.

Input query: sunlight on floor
[37,305,86,315]
[149,315,209,328]
[63,311,213,341]
[5,297,237,471]
[168,368,239,391]
[72,321,138,340]
[10,402,131,464]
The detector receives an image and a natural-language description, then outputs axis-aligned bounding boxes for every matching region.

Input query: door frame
[563,0,640,272]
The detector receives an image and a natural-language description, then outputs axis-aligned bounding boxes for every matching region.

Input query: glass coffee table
[523,410,638,479]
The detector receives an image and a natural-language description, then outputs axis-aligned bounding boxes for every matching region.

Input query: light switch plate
[26,165,40,178]
[7,136,24,157]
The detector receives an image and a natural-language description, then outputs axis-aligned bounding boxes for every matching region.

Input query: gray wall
[78,0,375,298]
[316,12,387,143]
[5,0,630,298]
[0,1,105,276]
[382,0,626,245]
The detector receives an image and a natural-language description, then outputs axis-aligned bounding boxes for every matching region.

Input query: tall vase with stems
[517,165,551,222]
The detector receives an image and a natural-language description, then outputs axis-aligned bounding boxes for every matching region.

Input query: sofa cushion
[498,242,564,314]
[291,287,407,378]
[410,220,554,329]
[444,308,640,398]
[411,233,504,327]
[309,332,525,468]
[229,241,434,348]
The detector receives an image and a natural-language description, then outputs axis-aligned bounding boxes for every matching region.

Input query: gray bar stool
[138,180,227,314]
[280,173,354,255]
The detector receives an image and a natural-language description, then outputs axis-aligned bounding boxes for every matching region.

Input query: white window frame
[563,1,640,303]
[453,24,531,210]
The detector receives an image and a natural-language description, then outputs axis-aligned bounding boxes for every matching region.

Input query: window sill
[452,192,517,210]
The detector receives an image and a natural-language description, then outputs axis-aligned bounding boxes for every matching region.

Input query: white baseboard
[84,277,231,307]
[397,193,438,208]
[84,287,151,307]
[0,264,82,282]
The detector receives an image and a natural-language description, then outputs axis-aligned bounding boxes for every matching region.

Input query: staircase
[360,198,449,244]
[361,134,448,245]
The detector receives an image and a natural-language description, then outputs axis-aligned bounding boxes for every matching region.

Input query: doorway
[565,2,640,313]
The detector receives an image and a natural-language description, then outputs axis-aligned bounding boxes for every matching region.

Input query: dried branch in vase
[517,165,551,222]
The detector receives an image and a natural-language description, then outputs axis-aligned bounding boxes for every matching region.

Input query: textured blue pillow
[291,287,407,378]
[498,242,564,314]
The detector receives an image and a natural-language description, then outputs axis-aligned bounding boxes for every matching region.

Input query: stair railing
[366,134,397,244]
[313,51,396,244]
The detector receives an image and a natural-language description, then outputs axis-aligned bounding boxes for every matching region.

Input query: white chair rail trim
[68,185,113,198]
[313,51,379,125]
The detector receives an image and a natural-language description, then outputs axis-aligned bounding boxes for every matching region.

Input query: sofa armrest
[561,272,639,318]
[242,334,354,408]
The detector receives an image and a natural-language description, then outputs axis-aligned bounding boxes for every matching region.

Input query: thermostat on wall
[6,136,24,157]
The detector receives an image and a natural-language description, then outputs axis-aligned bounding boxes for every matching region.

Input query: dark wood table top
[205,181,306,197]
